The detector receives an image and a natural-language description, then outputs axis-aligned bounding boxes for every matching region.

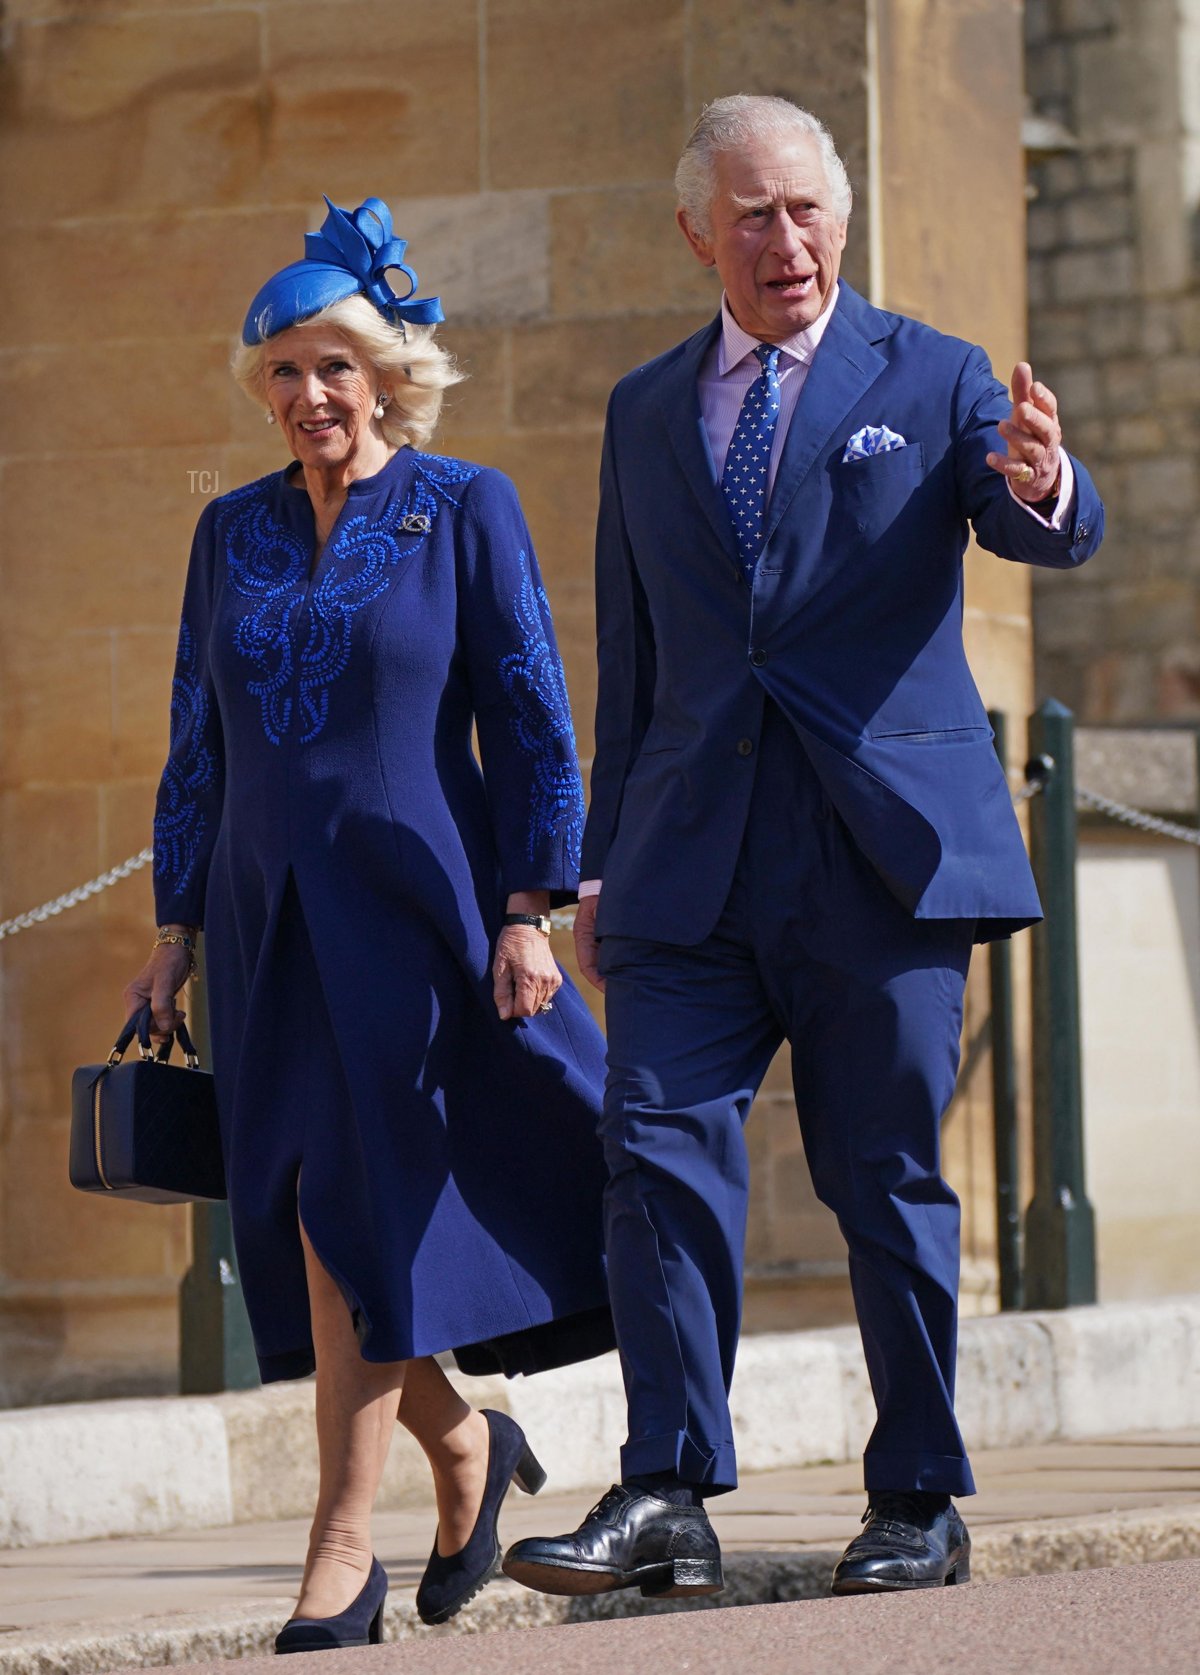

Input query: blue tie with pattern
[721,344,782,583]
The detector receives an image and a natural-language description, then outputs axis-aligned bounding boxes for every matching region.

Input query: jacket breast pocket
[834,442,927,545]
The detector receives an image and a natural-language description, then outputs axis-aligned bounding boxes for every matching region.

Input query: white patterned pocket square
[843,424,907,463]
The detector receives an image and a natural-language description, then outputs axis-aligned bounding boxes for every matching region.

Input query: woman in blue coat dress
[121,198,613,1651]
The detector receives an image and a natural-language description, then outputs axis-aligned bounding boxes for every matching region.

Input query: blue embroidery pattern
[404,451,481,526]
[222,454,480,744]
[153,622,218,896]
[497,553,585,869]
[224,496,308,744]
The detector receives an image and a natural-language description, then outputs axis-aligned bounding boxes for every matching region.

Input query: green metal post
[988,711,1023,1311]
[1023,699,1097,1309]
[179,943,259,1393]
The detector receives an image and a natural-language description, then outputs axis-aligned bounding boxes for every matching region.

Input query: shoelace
[861,1492,937,1529]
[587,1486,632,1523]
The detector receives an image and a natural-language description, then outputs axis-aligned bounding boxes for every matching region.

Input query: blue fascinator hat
[241,196,444,346]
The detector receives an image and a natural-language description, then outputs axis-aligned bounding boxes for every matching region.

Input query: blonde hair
[231,293,465,451]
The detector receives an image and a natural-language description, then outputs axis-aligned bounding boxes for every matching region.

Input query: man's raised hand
[986,362,1063,503]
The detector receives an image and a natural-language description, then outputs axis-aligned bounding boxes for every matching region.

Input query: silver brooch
[398,512,431,535]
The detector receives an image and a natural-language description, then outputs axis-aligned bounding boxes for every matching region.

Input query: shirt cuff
[578,879,603,898]
[1008,453,1075,530]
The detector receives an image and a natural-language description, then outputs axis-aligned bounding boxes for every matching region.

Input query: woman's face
[263,323,385,470]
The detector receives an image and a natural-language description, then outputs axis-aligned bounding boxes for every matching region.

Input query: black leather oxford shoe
[831,1493,971,1594]
[502,1483,724,1599]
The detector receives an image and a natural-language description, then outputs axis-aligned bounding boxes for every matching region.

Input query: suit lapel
[655,315,739,560]
[764,283,890,545]
[649,287,895,580]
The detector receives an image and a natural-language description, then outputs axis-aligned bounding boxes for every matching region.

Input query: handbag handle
[108,1003,203,1070]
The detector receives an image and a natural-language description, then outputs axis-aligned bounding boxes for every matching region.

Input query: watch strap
[503,912,552,935]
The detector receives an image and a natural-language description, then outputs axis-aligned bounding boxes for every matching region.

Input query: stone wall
[1025,0,1200,720]
[0,0,1032,1399]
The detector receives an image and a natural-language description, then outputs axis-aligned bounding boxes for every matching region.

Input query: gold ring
[1015,463,1034,484]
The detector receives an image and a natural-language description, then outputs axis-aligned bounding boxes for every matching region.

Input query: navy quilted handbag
[69,1004,226,1203]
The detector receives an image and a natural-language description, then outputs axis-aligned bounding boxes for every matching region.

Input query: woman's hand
[493,925,562,1020]
[122,942,193,1042]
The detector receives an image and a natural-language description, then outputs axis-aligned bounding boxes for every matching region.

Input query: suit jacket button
[736,737,754,756]
[1077,523,1088,538]
[750,648,767,667]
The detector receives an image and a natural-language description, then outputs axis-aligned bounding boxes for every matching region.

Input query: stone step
[1,1295,1198,1551]
[0,1454,1198,1674]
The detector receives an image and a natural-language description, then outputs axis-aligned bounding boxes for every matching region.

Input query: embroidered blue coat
[153,448,613,1382]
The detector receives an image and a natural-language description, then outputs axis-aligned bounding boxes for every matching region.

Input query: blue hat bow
[241,195,444,346]
[303,197,444,327]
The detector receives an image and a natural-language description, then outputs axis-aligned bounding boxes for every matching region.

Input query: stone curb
[2,1506,1199,1675]
[2,1295,1199,1550]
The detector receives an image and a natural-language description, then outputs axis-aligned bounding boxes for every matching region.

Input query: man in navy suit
[504,95,1103,1601]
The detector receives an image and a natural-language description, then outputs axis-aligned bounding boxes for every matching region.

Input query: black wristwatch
[503,912,553,936]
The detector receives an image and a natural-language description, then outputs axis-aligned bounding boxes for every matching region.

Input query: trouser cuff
[620,1429,739,1495]
[863,1449,976,1498]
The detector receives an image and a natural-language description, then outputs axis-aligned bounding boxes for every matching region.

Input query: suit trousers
[597,701,977,1497]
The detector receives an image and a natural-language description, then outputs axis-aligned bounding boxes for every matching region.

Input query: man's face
[678,129,848,342]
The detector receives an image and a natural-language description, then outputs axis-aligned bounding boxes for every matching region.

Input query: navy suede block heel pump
[275,1555,388,1654]
[416,1409,547,1626]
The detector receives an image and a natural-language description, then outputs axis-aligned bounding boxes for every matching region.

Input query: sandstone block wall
[0,0,1031,1399]
[1025,0,1200,721]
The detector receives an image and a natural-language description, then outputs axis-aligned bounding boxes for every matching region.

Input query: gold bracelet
[153,930,198,979]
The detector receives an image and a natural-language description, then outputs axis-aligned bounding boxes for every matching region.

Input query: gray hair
[675,94,853,237]
[231,294,464,452]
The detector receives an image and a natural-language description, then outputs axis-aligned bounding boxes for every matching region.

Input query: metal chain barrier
[2,769,1196,944]
[0,847,155,942]
[1074,784,1200,847]
[1011,778,1045,807]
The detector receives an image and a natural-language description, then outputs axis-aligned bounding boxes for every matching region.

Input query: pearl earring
[265,409,276,424]
[373,394,388,421]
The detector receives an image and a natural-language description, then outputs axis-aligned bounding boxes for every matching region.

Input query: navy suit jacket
[581,280,1104,946]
